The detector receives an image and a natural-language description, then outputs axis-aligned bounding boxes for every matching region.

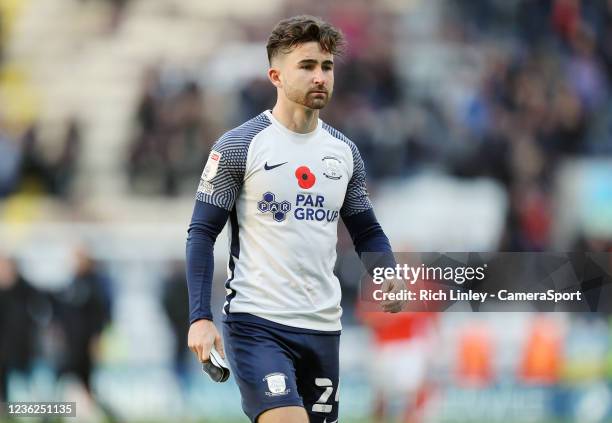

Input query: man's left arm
[340,143,404,313]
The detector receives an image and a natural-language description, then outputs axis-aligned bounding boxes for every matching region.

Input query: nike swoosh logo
[323,419,338,423]
[264,161,288,171]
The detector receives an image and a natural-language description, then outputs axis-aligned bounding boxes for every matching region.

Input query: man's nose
[313,69,325,85]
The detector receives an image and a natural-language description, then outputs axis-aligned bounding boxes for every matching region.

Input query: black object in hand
[202,348,230,382]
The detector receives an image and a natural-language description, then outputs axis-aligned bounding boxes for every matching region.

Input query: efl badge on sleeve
[202,150,222,181]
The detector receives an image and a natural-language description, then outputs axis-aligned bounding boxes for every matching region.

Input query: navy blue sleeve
[186,200,230,324]
[342,209,396,272]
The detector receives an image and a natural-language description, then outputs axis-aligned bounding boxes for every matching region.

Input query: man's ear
[268,66,282,89]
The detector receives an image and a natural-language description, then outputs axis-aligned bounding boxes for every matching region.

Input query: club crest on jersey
[295,165,316,189]
[322,156,342,180]
[263,373,290,397]
[201,150,221,181]
[257,192,291,222]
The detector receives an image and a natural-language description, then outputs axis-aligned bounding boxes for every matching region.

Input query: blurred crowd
[127,66,214,196]
[0,118,82,200]
[446,0,612,251]
[122,0,612,252]
[3,247,612,422]
[0,248,208,422]
[0,249,116,418]
[0,0,610,253]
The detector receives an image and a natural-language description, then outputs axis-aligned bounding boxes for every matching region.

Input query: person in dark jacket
[162,261,191,387]
[0,255,49,402]
[54,247,111,392]
[54,247,118,422]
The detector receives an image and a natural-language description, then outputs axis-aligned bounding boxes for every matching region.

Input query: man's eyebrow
[297,59,334,66]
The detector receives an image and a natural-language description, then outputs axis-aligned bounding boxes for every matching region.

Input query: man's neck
[271,102,319,134]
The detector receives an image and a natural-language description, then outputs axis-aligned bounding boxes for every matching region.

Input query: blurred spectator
[0,255,49,402]
[106,0,129,31]
[551,0,581,41]
[597,0,612,76]
[359,309,436,423]
[14,119,82,199]
[128,67,210,196]
[127,66,162,192]
[519,316,564,385]
[239,78,275,122]
[0,121,22,198]
[456,323,494,388]
[566,22,609,111]
[52,117,82,198]
[79,0,130,32]
[161,261,190,388]
[170,81,210,189]
[53,246,114,419]
[19,123,55,193]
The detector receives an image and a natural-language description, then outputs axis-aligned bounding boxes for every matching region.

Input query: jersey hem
[223,312,341,335]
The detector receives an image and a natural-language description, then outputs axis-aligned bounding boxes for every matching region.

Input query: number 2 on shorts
[312,378,339,413]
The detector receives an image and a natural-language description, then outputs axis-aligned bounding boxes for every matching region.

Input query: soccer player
[186,15,404,423]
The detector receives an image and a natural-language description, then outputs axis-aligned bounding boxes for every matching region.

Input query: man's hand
[188,319,225,362]
[380,278,407,313]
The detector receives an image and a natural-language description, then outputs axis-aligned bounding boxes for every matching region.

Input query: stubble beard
[285,86,331,110]
[304,96,329,109]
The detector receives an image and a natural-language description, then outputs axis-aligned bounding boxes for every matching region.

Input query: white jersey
[196,110,372,331]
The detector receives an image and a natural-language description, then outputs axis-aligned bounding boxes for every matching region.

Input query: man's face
[274,41,335,110]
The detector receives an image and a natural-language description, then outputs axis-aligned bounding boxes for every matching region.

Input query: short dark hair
[266,15,345,64]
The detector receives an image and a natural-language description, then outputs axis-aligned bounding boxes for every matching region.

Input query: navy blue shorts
[223,315,340,422]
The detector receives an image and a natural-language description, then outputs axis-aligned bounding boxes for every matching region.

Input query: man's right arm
[186,200,229,361]
[186,201,229,323]
[185,134,243,364]
[186,124,256,361]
